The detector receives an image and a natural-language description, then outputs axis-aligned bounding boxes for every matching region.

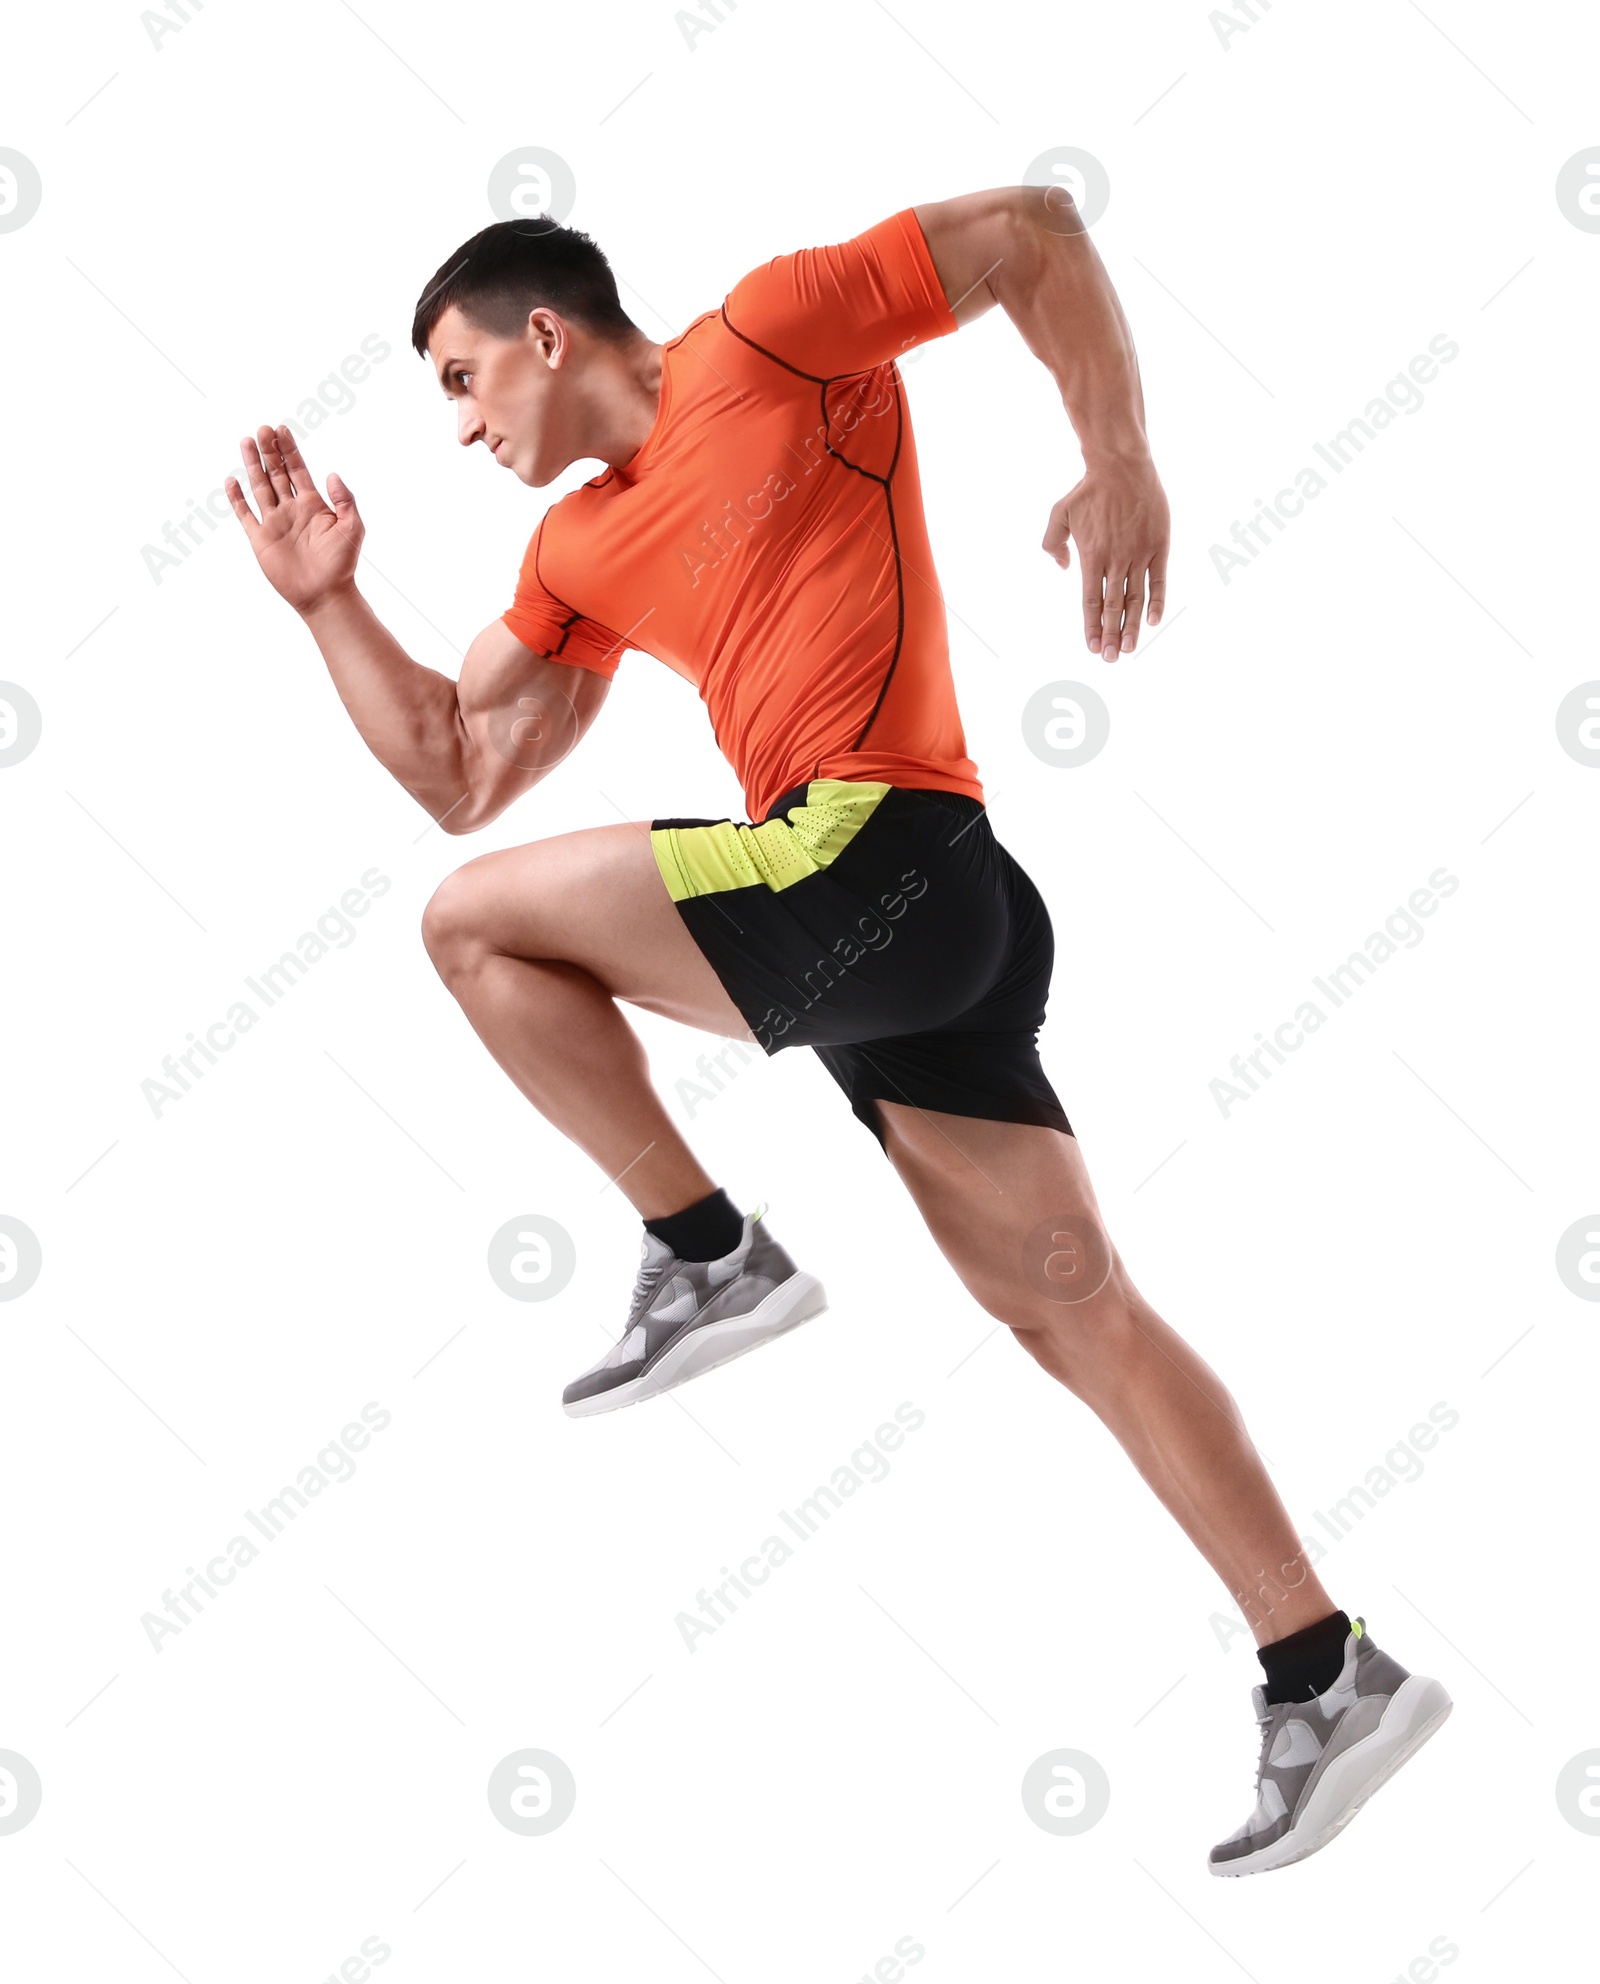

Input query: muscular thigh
[427,820,756,1038]
[876,1102,1125,1320]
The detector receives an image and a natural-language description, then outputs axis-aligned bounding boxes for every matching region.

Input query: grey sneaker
[1209,1615,1452,1876]
[562,1203,826,1417]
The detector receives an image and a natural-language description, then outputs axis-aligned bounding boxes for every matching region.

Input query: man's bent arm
[224,426,609,828]
[912,185,1169,655]
[300,586,610,834]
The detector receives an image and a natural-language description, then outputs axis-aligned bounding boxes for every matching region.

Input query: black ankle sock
[1258,1609,1353,1705]
[644,1187,744,1263]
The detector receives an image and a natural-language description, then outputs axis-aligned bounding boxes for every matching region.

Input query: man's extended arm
[912,185,1170,658]
[226,424,607,833]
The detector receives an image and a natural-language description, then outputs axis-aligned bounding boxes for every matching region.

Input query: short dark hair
[411,216,639,356]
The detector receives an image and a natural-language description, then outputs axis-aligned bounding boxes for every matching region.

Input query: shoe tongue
[1250,1684,1268,1718]
[639,1229,678,1267]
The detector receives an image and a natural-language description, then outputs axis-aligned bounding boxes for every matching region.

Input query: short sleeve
[722,207,959,379]
[501,517,626,679]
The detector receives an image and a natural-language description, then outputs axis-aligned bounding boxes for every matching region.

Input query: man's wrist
[300,581,365,626]
[1077,433,1154,471]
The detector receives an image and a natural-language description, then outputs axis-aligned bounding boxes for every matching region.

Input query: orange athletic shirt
[500,207,985,822]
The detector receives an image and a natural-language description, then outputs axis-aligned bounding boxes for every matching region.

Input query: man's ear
[528,308,567,368]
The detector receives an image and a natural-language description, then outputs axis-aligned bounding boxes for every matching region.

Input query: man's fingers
[326,470,360,521]
[1099,570,1128,660]
[1056,475,1171,650]
[223,475,259,536]
[256,423,295,501]
[1082,560,1108,653]
[240,435,277,510]
[1147,548,1168,627]
[1041,501,1073,571]
[274,424,327,507]
[1119,568,1147,652]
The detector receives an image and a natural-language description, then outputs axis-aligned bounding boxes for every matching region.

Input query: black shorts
[649,779,1072,1151]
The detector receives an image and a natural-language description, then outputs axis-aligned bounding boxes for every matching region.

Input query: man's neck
[587,332,666,470]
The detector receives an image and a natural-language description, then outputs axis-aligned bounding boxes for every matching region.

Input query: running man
[226,184,1450,1873]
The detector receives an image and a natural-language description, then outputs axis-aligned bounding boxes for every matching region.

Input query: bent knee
[421,864,493,970]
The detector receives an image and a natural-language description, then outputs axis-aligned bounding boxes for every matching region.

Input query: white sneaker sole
[563,1271,828,1418]
[1209,1673,1453,1876]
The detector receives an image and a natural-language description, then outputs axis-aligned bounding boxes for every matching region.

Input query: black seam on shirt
[719,304,834,384]
[819,392,887,486]
[530,516,584,624]
[826,370,906,752]
[719,303,887,389]
[848,481,905,752]
[659,302,916,768]
[714,301,915,765]
[525,516,620,659]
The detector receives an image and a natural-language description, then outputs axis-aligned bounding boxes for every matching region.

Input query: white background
[2,0,1597,1976]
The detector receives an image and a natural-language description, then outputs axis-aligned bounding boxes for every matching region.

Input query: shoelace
[620,1226,749,1336]
[1246,1705,1275,1801]
[624,1256,672,1329]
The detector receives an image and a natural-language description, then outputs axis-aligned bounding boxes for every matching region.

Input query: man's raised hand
[226,423,364,615]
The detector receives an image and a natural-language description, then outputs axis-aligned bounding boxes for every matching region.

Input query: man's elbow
[434,777,498,836]
[437,716,515,834]
[919,187,1041,325]
[438,758,555,835]
[1012,179,1087,243]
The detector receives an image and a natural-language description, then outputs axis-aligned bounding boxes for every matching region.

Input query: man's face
[428,303,575,488]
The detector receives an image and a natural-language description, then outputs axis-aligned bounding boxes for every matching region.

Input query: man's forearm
[991,188,1150,464]
[915,184,1168,648]
[300,584,472,827]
